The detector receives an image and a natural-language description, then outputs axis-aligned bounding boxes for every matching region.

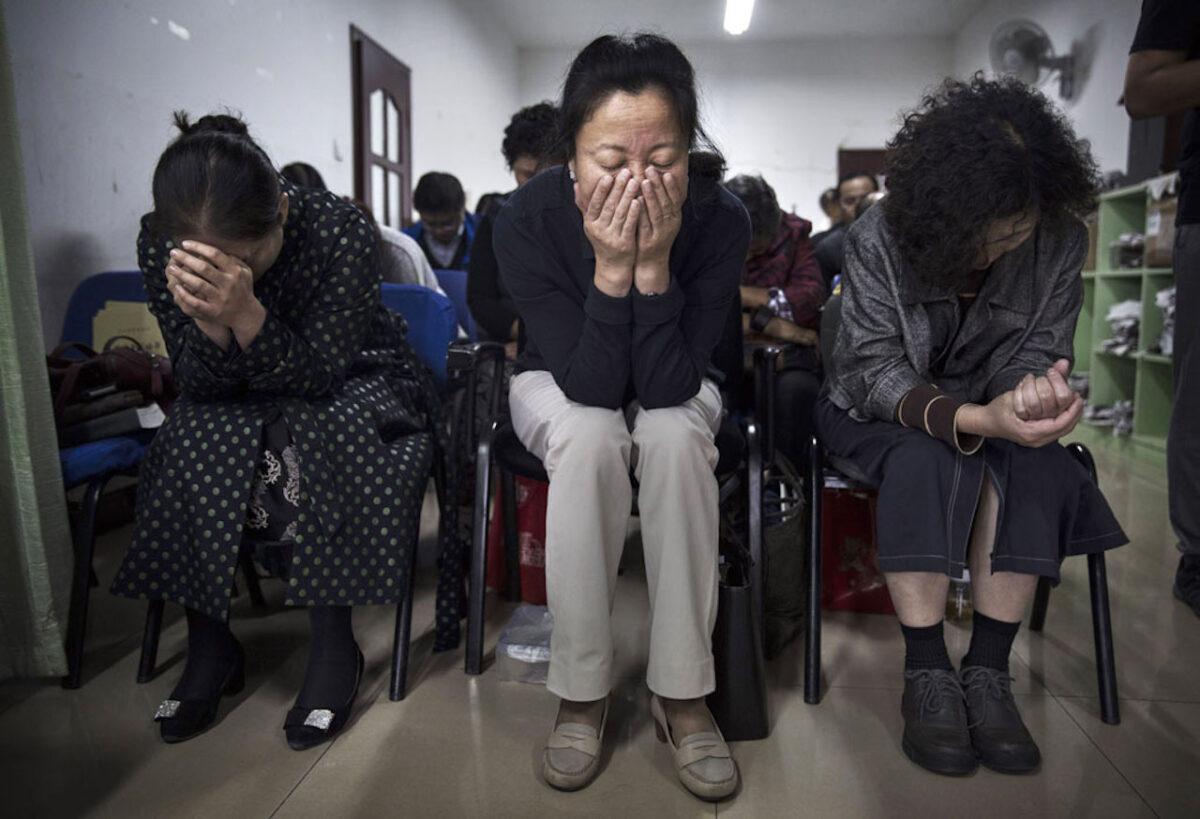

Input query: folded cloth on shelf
[1154,286,1176,357]
[1100,299,1142,357]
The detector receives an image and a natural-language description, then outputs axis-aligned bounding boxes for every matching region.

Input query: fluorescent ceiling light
[724,0,755,35]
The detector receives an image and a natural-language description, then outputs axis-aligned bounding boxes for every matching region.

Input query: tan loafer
[650,694,739,801]
[542,701,607,791]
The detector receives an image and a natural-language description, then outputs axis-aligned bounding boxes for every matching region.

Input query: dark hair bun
[172,110,250,138]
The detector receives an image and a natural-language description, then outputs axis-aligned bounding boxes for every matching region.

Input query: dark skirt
[815,398,1128,581]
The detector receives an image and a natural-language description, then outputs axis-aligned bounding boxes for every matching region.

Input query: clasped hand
[963,359,1084,448]
[575,167,683,296]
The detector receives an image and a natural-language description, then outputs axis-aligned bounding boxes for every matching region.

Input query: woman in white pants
[493,33,750,800]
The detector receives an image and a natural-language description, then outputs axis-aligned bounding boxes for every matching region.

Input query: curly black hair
[724,174,782,246]
[502,101,559,168]
[883,74,1099,286]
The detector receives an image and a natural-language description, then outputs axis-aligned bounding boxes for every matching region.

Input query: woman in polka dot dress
[111,112,451,748]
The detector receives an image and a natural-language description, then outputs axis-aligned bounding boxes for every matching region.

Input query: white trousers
[509,369,723,701]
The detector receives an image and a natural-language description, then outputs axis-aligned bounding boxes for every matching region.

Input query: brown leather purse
[47,335,177,428]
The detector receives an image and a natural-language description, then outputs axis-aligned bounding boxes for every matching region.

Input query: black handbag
[707,542,770,742]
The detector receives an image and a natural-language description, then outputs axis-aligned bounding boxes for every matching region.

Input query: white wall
[520,36,955,226]
[4,0,520,346]
[953,0,1142,176]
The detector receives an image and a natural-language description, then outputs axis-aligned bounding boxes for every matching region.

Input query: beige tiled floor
[2,427,1197,818]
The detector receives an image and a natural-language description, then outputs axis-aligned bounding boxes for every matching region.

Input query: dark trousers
[1170,224,1200,555]
[775,368,821,469]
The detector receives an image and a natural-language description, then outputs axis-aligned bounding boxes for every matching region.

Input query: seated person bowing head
[817,76,1128,777]
[494,33,749,800]
[406,171,475,271]
[111,111,441,751]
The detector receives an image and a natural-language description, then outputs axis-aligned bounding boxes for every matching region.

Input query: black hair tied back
[557,33,725,185]
[151,110,281,242]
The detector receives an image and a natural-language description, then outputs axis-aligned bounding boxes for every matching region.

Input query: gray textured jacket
[826,205,1087,421]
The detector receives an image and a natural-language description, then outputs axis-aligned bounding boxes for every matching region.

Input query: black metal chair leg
[1066,443,1120,725]
[1029,576,1052,632]
[238,549,266,607]
[137,600,165,683]
[390,539,421,701]
[747,421,765,646]
[501,468,521,602]
[62,476,109,689]
[466,428,495,675]
[1088,552,1121,725]
[804,435,823,705]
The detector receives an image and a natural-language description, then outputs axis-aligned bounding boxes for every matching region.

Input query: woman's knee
[632,406,715,465]
[545,407,630,473]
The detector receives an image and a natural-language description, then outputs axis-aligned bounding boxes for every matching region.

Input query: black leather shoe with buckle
[900,669,977,776]
[961,665,1041,774]
[284,646,365,751]
[155,645,245,744]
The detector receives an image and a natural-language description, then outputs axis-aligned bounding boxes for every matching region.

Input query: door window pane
[371,164,385,222]
[370,89,384,157]
[386,97,400,163]
[388,171,401,228]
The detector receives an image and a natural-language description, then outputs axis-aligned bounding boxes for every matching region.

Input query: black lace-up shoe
[900,669,976,776]
[961,666,1041,774]
[1174,554,1200,618]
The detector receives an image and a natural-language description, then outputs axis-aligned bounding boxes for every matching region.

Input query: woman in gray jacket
[818,77,1126,777]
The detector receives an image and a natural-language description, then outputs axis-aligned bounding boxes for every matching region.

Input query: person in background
[346,197,445,294]
[496,34,747,800]
[474,192,507,221]
[1125,0,1200,619]
[469,101,559,344]
[724,173,825,466]
[810,186,841,246]
[815,171,881,288]
[818,77,1127,777]
[112,113,442,750]
[405,171,476,271]
[280,161,326,191]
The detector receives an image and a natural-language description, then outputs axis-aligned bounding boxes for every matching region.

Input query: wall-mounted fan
[989,20,1076,100]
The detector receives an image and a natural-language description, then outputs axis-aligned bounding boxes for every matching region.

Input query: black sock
[174,607,241,700]
[962,612,1020,673]
[901,621,953,672]
[295,606,360,709]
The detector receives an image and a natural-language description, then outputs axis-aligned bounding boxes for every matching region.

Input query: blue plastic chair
[58,272,157,688]
[432,268,478,342]
[380,283,458,384]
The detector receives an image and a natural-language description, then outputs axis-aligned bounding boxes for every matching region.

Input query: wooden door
[351,26,412,228]
[837,148,887,189]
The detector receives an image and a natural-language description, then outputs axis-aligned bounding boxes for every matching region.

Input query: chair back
[380,283,458,384]
[433,268,477,341]
[819,294,842,369]
[60,271,160,352]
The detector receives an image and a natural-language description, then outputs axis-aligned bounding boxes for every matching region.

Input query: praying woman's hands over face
[576,168,640,298]
[166,241,267,350]
[633,167,683,294]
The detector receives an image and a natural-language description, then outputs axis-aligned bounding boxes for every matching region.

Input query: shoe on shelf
[155,644,246,744]
[649,694,739,801]
[961,666,1041,774]
[1174,554,1200,618]
[542,699,607,791]
[900,668,977,776]
[284,646,365,751]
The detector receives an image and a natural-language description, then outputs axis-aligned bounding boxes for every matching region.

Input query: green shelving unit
[1074,175,1177,453]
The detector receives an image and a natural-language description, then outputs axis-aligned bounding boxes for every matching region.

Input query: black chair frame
[804,434,1121,725]
[133,343,506,702]
[456,347,767,677]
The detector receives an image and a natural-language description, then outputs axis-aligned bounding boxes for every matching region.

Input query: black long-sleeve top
[494,165,749,410]
[467,208,521,341]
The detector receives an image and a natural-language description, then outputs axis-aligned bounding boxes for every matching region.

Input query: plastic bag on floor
[495,604,553,684]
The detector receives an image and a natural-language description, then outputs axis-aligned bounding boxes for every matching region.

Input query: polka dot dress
[111,181,464,649]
